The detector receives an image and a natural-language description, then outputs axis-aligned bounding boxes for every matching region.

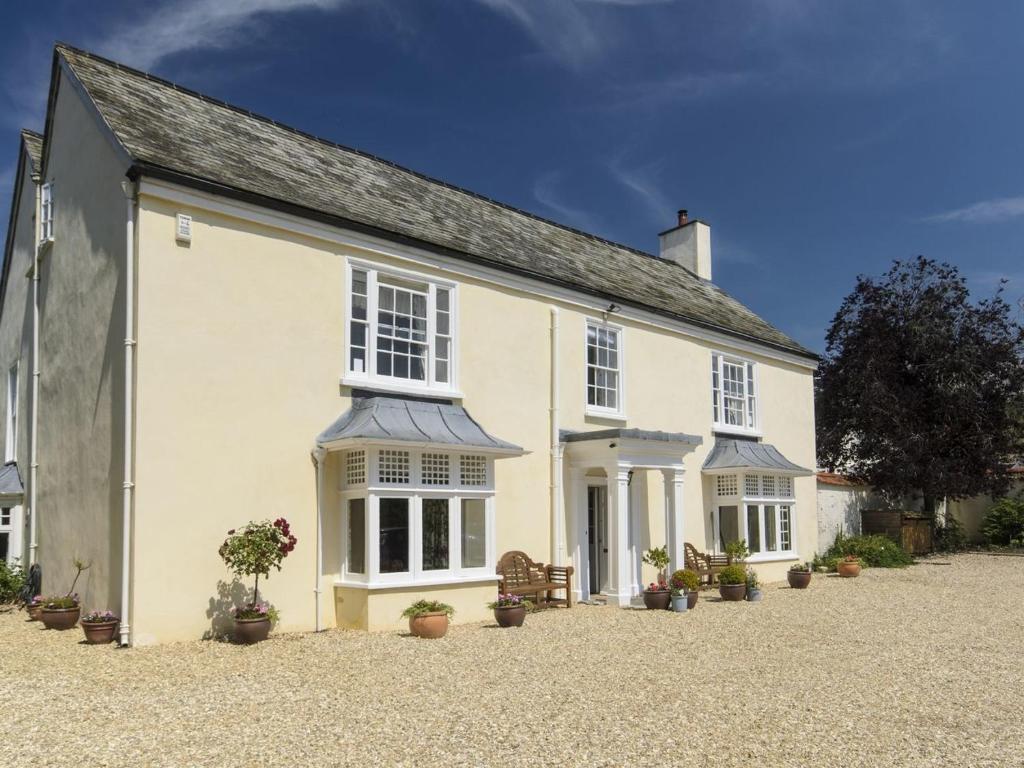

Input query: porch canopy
[561,427,702,606]
[0,462,24,505]
[701,438,812,475]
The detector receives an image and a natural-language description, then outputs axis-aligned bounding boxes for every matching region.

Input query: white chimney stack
[659,209,712,281]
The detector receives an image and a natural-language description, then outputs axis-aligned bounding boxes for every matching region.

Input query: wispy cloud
[924,197,1024,224]
[97,0,352,71]
[606,70,754,110]
[607,152,673,226]
[532,171,599,232]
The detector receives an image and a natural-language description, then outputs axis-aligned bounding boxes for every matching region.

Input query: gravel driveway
[2,553,1022,767]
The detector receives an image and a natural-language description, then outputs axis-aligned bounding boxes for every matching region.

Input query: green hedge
[826,532,914,568]
[980,498,1024,547]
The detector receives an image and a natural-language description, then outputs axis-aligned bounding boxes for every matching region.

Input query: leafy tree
[219,518,297,608]
[817,257,1024,514]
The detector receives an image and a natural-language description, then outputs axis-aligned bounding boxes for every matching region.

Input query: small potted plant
[641,546,671,609]
[402,599,454,638]
[669,568,700,611]
[489,593,530,627]
[80,610,120,644]
[787,562,812,589]
[26,595,44,621]
[219,517,296,644]
[745,569,763,602]
[724,539,749,564]
[40,558,89,630]
[837,554,861,578]
[717,564,747,601]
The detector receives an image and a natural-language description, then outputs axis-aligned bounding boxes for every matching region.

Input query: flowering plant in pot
[26,595,45,622]
[641,546,671,610]
[670,568,701,611]
[488,593,531,628]
[41,558,89,630]
[717,564,747,601]
[80,610,120,644]
[837,554,861,578]
[787,562,812,589]
[402,599,455,638]
[745,569,763,602]
[219,517,296,644]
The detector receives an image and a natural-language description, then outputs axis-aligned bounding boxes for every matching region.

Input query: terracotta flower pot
[27,604,44,621]
[40,606,81,630]
[718,583,746,602]
[493,605,526,628]
[837,560,862,578]
[643,590,671,610]
[686,590,699,610]
[788,569,812,589]
[81,620,120,645]
[233,617,271,644]
[409,611,449,639]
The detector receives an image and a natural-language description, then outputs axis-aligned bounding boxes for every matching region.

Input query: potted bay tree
[641,546,671,610]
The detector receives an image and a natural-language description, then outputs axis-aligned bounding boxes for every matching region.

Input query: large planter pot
[81,620,119,645]
[787,569,812,589]
[40,607,81,630]
[670,594,689,613]
[233,617,271,644]
[409,612,449,639]
[718,583,746,602]
[746,587,763,602]
[643,590,671,610]
[686,590,699,610]
[26,604,44,622]
[493,605,526,628]
[837,560,862,578]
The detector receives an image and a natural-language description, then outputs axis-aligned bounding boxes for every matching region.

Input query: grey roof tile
[21,130,43,174]
[55,44,814,359]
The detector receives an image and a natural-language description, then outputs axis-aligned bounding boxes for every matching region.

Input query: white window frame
[342,259,461,398]
[5,362,17,463]
[337,447,497,588]
[584,319,625,420]
[711,471,797,562]
[711,351,759,435]
[40,182,54,243]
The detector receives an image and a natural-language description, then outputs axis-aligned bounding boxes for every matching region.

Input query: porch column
[606,465,632,607]
[663,468,686,576]
[569,466,587,603]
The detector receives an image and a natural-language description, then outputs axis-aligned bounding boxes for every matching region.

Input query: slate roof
[317,396,522,453]
[53,44,814,360]
[0,462,24,498]
[560,428,701,446]
[702,439,812,475]
[21,130,43,174]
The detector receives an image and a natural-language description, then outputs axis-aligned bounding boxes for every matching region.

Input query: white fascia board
[138,178,818,372]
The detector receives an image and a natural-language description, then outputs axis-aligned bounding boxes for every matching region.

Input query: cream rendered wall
[33,73,129,610]
[132,183,816,642]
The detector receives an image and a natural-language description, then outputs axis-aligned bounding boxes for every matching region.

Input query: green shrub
[826,532,913,568]
[0,560,24,604]
[724,540,749,561]
[934,515,969,553]
[980,498,1024,547]
[669,569,700,594]
[718,564,746,585]
[401,599,455,618]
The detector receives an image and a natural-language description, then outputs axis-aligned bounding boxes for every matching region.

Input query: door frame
[585,480,609,596]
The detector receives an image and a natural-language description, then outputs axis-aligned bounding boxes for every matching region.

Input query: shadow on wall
[204,579,253,640]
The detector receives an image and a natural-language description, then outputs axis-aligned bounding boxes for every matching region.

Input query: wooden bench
[497,551,574,608]
[684,542,743,587]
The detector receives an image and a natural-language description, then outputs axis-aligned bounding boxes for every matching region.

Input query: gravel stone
[1,553,1022,767]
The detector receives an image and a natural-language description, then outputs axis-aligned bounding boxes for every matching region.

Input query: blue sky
[2,0,1023,352]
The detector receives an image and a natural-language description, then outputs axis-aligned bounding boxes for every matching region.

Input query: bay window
[711,471,797,559]
[339,447,495,586]
[345,261,457,394]
[711,353,757,433]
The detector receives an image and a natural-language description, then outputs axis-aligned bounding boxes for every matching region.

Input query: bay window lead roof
[702,439,812,475]
[53,43,815,361]
[0,462,24,499]
[317,397,523,453]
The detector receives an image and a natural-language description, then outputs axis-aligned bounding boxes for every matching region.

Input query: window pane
[379,498,409,573]
[436,288,450,312]
[422,498,450,570]
[718,505,739,551]
[746,505,761,553]
[435,360,448,383]
[347,499,366,574]
[764,505,777,552]
[461,498,487,568]
[780,505,792,550]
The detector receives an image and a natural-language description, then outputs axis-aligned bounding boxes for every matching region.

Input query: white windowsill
[335,575,499,590]
[340,375,465,400]
[712,424,762,438]
[585,407,628,422]
[744,553,799,564]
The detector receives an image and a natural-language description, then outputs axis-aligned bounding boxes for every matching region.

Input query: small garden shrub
[401,600,455,618]
[718,564,746,585]
[0,560,24,604]
[670,569,700,593]
[933,515,969,553]
[826,532,913,568]
[980,498,1024,547]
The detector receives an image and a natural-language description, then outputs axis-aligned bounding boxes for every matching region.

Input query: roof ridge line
[52,42,675,265]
